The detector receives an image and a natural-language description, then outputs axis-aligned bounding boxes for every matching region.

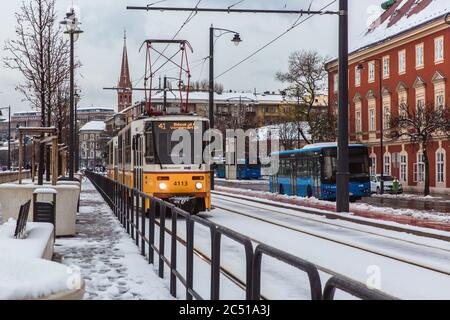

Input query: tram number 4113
[173,181,188,187]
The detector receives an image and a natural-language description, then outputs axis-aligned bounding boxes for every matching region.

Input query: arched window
[414,152,425,182]
[436,149,446,184]
[384,152,391,176]
[399,152,408,183]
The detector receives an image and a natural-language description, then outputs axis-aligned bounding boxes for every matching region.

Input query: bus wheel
[279,185,284,194]
[307,185,313,198]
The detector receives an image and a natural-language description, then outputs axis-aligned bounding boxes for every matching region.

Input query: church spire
[118,30,132,112]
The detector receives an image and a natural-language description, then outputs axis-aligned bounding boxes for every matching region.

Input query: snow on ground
[372,193,450,202]
[208,196,450,300]
[216,186,450,224]
[55,180,173,300]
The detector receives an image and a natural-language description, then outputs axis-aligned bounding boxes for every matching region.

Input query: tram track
[149,217,270,300]
[213,192,450,253]
[211,193,450,277]
[212,190,450,242]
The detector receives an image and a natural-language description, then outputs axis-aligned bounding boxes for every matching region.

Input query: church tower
[118,31,132,113]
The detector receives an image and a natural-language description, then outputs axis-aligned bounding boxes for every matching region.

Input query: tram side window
[145,130,155,163]
[125,129,131,164]
[118,136,123,165]
[108,144,113,165]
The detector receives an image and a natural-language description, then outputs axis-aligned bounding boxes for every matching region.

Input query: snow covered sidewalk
[55,180,173,300]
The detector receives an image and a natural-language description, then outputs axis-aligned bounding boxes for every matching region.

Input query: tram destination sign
[156,121,201,131]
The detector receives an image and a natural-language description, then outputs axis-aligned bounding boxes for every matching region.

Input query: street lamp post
[0,106,11,171]
[74,90,80,172]
[209,25,242,190]
[358,58,384,194]
[60,8,83,180]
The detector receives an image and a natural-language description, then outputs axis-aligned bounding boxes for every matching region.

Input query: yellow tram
[107,114,211,214]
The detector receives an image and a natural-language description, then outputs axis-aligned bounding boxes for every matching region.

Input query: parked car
[370,175,403,194]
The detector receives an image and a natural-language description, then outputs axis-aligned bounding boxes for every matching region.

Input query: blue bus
[269,143,371,201]
[215,160,226,179]
[237,158,262,180]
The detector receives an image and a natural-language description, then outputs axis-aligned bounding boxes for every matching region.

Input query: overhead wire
[215,0,337,80]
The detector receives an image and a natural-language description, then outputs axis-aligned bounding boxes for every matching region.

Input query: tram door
[133,134,143,191]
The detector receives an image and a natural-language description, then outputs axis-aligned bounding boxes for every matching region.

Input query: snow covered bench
[0,219,85,300]
[0,220,55,260]
[0,257,85,300]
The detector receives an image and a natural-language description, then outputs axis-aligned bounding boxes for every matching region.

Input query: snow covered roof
[80,121,106,132]
[77,106,114,113]
[352,0,450,53]
[13,111,40,117]
[148,91,301,104]
[257,122,311,141]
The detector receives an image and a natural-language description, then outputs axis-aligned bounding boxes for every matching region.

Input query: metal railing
[86,171,395,300]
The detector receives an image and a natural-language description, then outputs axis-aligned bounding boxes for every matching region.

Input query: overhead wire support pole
[126,6,339,15]
[336,0,349,213]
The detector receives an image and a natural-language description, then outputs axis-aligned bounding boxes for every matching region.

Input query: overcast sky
[0,0,383,113]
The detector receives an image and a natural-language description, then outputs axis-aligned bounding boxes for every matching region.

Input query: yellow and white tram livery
[108,115,211,214]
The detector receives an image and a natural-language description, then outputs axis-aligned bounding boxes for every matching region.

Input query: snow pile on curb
[216,186,450,224]
[372,194,450,202]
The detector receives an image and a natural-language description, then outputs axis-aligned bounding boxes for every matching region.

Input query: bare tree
[186,79,224,93]
[389,102,450,196]
[4,0,71,183]
[276,50,332,144]
[274,119,299,150]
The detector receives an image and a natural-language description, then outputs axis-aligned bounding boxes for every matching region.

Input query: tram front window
[151,121,206,165]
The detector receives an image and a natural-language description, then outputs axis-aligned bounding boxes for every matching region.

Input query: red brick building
[326,0,450,194]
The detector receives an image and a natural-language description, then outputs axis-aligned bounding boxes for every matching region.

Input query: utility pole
[336,0,349,213]
[163,76,167,112]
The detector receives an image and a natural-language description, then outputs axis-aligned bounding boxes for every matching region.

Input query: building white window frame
[414,152,425,183]
[435,86,445,110]
[415,43,424,69]
[436,149,446,184]
[370,154,377,176]
[400,153,408,183]
[333,73,338,93]
[368,61,375,83]
[398,49,406,74]
[355,67,361,87]
[384,105,391,129]
[369,108,376,132]
[355,110,362,133]
[435,36,444,64]
[382,55,390,79]
[384,152,391,176]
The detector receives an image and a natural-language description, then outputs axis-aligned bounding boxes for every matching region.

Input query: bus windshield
[322,147,369,183]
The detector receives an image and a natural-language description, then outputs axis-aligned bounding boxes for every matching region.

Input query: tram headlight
[159,183,168,190]
[195,182,203,190]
